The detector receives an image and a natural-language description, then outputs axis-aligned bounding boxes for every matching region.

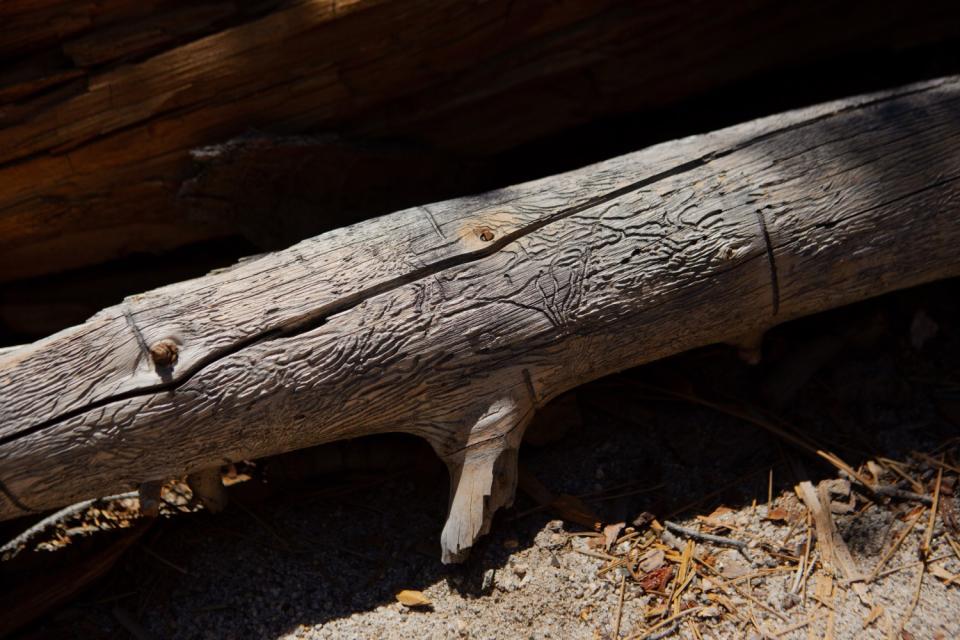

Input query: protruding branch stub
[187,467,228,513]
[437,394,534,564]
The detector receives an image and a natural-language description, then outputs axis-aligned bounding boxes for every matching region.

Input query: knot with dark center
[149,339,179,368]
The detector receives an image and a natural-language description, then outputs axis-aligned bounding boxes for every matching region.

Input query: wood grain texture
[2,77,960,561]
[2,0,958,282]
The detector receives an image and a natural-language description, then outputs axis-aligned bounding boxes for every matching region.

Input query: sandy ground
[5,279,960,640]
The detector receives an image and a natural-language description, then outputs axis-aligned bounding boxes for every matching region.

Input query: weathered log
[2,0,959,282]
[2,78,960,562]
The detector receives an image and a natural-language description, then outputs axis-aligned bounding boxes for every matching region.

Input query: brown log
[1,0,959,282]
[1,77,960,562]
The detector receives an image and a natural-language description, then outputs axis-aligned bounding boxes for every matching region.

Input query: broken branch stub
[2,78,960,562]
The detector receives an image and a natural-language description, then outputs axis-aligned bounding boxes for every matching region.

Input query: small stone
[781,592,801,610]
[534,528,565,550]
[481,569,496,592]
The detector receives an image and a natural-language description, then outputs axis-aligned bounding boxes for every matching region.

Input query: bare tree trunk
[2,77,960,561]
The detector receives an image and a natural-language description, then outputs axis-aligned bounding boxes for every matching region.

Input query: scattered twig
[946,532,960,564]
[641,622,678,640]
[628,606,702,640]
[663,521,750,552]
[687,618,704,640]
[791,525,812,594]
[573,547,617,561]
[613,574,626,638]
[695,556,788,622]
[672,540,694,617]
[921,457,944,560]
[747,606,772,639]
[817,450,872,487]
[773,611,828,637]
[877,458,925,493]
[0,491,138,561]
[723,566,793,586]
[866,509,924,583]
[913,452,960,475]
[897,559,925,636]
[862,484,933,505]
[767,469,774,505]
[870,553,952,583]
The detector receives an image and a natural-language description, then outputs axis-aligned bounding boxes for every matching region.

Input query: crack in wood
[123,305,151,369]
[754,209,780,316]
[522,368,539,409]
[420,205,445,240]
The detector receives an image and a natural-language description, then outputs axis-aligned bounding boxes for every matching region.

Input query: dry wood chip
[639,566,673,592]
[929,563,960,586]
[638,549,666,573]
[604,522,626,551]
[395,590,432,608]
[765,507,792,523]
[796,481,865,585]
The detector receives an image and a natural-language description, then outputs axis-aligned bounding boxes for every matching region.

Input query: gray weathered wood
[2,77,960,562]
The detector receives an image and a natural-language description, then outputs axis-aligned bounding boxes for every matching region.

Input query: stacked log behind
[2,0,959,285]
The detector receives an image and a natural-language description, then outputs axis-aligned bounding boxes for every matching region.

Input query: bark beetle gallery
[1,78,960,562]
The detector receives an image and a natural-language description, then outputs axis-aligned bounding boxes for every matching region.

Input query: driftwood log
[2,77,960,562]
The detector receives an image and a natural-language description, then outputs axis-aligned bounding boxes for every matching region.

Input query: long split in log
[2,77,960,562]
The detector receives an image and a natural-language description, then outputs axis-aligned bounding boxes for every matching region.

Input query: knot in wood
[149,339,179,368]
[477,227,495,242]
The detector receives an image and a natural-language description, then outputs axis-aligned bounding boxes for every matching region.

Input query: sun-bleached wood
[2,77,960,562]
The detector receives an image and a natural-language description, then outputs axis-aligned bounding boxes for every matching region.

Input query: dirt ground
[3,278,960,640]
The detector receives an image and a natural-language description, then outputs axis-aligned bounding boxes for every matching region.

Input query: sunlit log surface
[2,77,959,562]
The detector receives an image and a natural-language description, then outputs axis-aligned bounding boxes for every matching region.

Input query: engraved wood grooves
[1,77,960,561]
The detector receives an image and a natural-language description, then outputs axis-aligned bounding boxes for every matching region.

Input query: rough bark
[2,0,959,282]
[2,77,960,562]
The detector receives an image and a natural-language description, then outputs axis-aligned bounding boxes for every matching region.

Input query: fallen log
[2,77,960,562]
